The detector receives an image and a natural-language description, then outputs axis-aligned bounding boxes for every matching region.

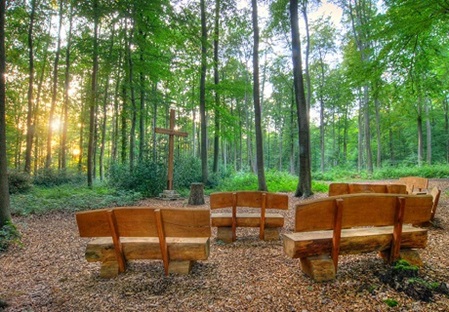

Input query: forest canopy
[2,0,449,193]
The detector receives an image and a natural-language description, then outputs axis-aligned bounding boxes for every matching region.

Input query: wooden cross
[155,109,188,190]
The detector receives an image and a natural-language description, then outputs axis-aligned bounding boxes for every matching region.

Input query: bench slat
[211,213,284,227]
[161,208,211,237]
[283,225,428,259]
[76,209,111,237]
[113,207,159,237]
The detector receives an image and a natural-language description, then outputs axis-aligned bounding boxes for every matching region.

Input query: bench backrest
[76,207,211,238]
[398,176,429,193]
[329,183,407,196]
[294,193,433,232]
[210,191,289,210]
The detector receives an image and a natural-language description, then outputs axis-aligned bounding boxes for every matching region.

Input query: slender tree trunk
[61,3,73,170]
[0,0,11,227]
[374,98,381,168]
[24,0,37,173]
[301,3,311,109]
[425,99,431,164]
[444,97,449,163]
[88,1,99,188]
[212,0,220,173]
[139,48,145,162]
[290,0,312,197]
[46,0,64,169]
[417,98,423,166]
[126,18,137,172]
[200,0,208,184]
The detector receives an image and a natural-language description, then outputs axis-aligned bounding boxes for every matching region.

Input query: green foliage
[373,164,449,179]
[312,164,449,182]
[383,298,399,307]
[33,169,85,187]
[108,161,166,197]
[10,184,141,215]
[8,170,32,194]
[216,170,328,193]
[0,220,21,252]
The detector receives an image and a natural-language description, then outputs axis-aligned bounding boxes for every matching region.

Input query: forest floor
[1,180,449,312]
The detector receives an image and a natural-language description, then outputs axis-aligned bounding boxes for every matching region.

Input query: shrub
[0,220,21,252]
[108,161,166,197]
[8,170,32,194]
[33,169,84,187]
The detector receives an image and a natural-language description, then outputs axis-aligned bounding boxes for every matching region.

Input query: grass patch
[216,170,328,193]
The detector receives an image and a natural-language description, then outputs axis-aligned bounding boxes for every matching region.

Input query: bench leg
[379,249,424,267]
[99,260,120,278]
[216,227,234,243]
[300,255,336,282]
[263,228,280,241]
[168,260,194,274]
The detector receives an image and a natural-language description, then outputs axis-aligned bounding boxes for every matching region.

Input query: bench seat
[283,225,427,259]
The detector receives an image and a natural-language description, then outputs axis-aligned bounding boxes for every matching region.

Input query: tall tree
[24,0,37,173]
[200,0,208,184]
[212,0,220,173]
[0,0,11,228]
[45,0,64,169]
[87,0,100,188]
[251,0,267,191]
[290,0,312,197]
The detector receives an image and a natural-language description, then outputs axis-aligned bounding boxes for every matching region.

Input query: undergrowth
[10,183,142,216]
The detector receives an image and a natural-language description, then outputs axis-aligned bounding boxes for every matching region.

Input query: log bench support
[210,191,289,243]
[76,207,211,278]
[283,194,434,281]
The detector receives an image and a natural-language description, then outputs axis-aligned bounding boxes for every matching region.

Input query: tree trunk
[0,0,11,226]
[290,0,312,197]
[88,1,99,188]
[251,0,267,191]
[417,98,423,166]
[425,99,431,164]
[61,4,73,171]
[46,0,64,169]
[212,0,220,173]
[374,98,382,168]
[126,18,137,172]
[200,0,208,184]
[24,0,36,174]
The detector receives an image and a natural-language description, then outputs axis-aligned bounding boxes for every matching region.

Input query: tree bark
[24,0,36,174]
[200,0,208,184]
[188,183,205,205]
[46,0,64,169]
[290,0,312,197]
[0,0,11,226]
[212,0,220,173]
[251,0,267,191]
[88,0,99,188]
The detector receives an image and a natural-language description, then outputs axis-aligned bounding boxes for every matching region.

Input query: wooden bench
[210,191,289,243]
[282,193,434,281]
[398,176,429,194]
[76,207,211,278]
[328,182,407,196]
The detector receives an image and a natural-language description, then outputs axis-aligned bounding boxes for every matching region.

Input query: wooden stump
[188,183,205,205]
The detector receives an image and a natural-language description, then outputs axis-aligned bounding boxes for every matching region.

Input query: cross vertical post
[155,109,188,191]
